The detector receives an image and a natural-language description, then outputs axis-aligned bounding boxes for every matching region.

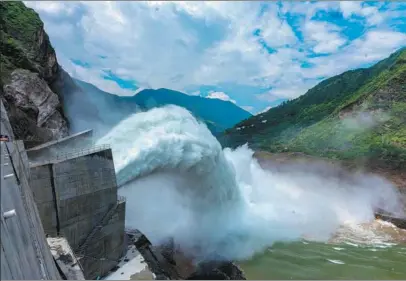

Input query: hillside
[132,88,251,134]
[221,48,406,170]
[0,1,70,147]
[74,79,251,135]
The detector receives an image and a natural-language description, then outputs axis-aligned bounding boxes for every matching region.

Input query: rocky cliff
[0,1,69,148]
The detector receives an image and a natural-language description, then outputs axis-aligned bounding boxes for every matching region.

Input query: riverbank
[241,150,406,279]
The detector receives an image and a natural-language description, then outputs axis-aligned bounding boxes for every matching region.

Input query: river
[98,106,406,280]
[239,220,406,279]
[239,152,406,279]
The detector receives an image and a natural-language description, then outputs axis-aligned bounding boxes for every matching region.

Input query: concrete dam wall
[26,129,94,162]
[1,101,61,280]
[1,98,126,280]
[29,146,126,279]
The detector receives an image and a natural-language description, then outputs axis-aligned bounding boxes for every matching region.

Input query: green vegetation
[0,1,50,83]
[0,1,42,44]
[222,48,406,170]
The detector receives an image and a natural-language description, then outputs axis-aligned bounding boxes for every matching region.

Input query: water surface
[239,222,406,280]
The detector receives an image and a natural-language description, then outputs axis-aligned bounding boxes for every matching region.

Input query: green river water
[239,235,406,279]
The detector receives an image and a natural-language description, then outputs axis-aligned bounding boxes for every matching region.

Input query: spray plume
[96,105,404,261]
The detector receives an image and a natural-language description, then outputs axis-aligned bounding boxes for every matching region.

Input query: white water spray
[97,105,404,261]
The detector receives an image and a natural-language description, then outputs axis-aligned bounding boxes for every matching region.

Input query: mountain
[0,1,250,144]
[73,79,252,135]
[221,48,406,170]
[0,1,71,147]
[131,88,251,134]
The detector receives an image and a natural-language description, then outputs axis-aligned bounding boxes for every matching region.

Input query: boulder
[2,69,68,147]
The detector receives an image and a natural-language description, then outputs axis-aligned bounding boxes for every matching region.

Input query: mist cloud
[97,105,404,262]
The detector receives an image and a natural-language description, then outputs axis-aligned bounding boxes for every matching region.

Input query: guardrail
[30,144,111,166]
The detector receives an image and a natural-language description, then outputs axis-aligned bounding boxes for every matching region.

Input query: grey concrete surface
[26,129,93,162]
[2,97,125,279]
[28,137,126,279]
[30,164,59,236]
[1,100,61,280]
[30,148,120,248]
[78,199,126,279]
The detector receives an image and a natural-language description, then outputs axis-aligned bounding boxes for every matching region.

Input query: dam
[1,98,246,280]
[1,98,127,279]
[1,100,61,279]
[29,144,126,279]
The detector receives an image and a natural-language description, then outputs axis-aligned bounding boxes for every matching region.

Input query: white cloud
[256,80,316,102]
[206,91,236,104]
[282,1,339,20]
[339,2,384,26]
[64,58,135,96]
[361,6,384,26]
[256,91,283,102]
[305,30,406,79]
[25,1,406,113]
[339,2,363,18]
[41,22,75,40]
[259,8,298,48]
[26,1,303,92]
[25,1,63,14]
[24,1,76,15]
[271,87,306,99]
[188,91,201,96]
[303,21,346,54]
[241,106,254,113]
[257,106,273,115]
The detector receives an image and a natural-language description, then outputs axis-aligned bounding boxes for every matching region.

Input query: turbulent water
[240,219,406,279]
[96,105,405,264]
[240,240,406,279]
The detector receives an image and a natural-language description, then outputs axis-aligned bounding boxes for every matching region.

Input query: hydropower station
[1,99,246,280]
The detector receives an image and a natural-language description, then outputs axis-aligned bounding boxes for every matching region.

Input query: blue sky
[26,1,406,114]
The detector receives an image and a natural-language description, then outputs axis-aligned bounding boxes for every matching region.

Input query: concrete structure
[47,237,85,280]
[26,129,93,163]
[29,143,126,279]
[1,100,61,280]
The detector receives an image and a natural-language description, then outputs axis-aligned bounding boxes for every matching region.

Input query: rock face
[186,261,246,280]
[0,1,70,147]
[130,230,246,280]
[3,69,68,146]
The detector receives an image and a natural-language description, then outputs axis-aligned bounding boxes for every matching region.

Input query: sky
[26,1,406,114]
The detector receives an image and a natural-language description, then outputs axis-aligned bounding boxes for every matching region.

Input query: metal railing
[30,144,111,166]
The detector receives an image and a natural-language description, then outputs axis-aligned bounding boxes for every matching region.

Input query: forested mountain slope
[75,79,252,135]
[221,48,406,170]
